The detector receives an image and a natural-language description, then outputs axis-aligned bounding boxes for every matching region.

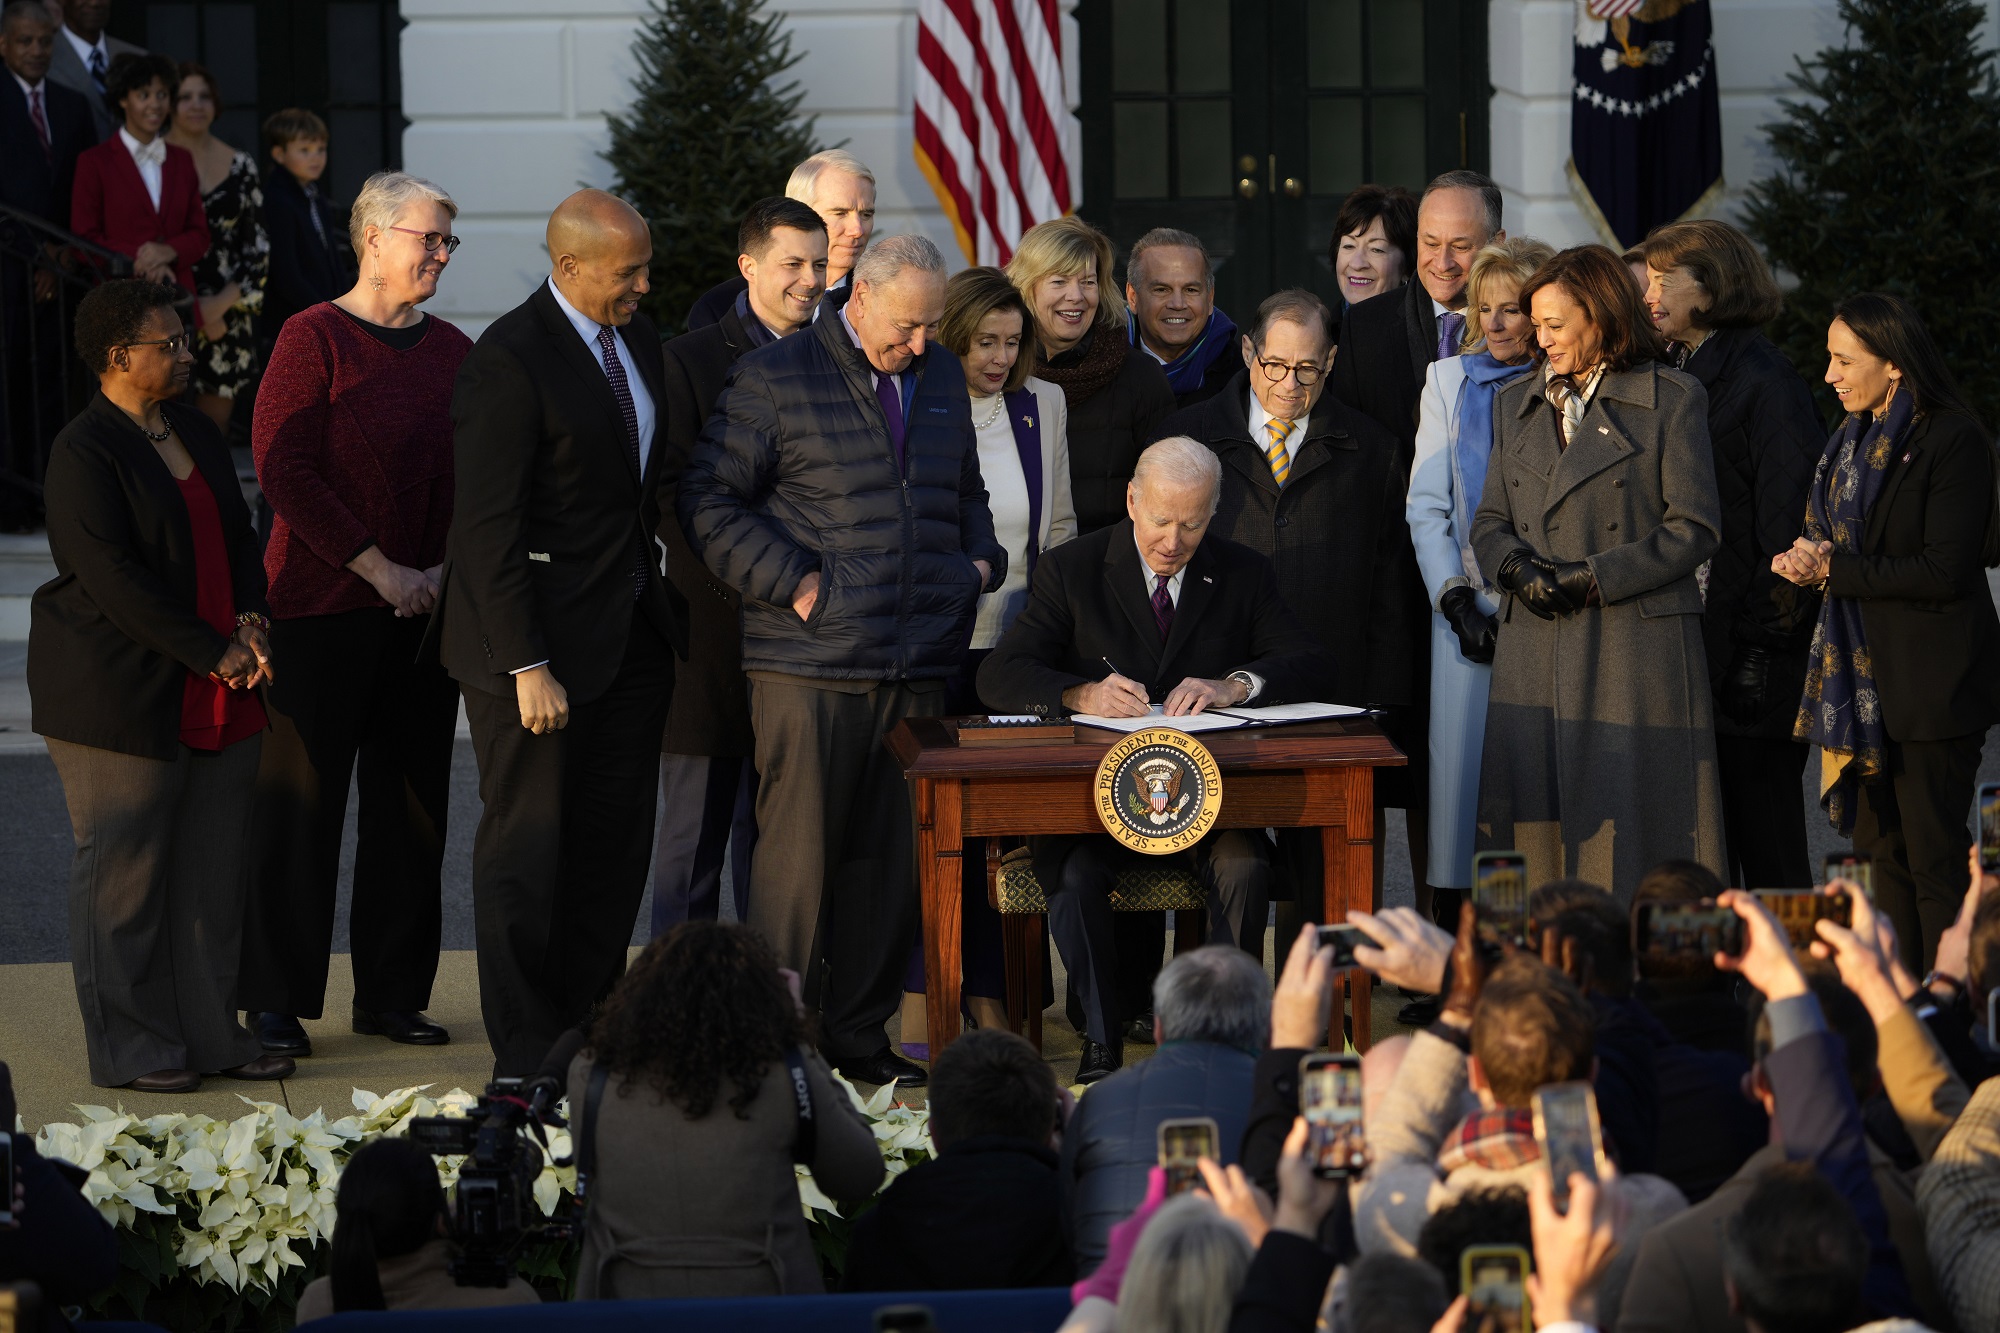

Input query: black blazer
[437,282,688,704]
[657,305,767,756]
[1330,279,1438,460]
[0,77,95,233]
[976,519,1331,718]
[259,168,350,336]
[1825,409,2000,741]
[29,394,270,759]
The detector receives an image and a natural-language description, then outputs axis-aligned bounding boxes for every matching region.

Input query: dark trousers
[240,609,458,1018]
[1851,730,1987,974]
[48,735,265,1087]
[650,753,758,935]
[1717,735,1811,891]
[1051,831,1270,1046]
[747,672,941,1060]
[463,612,674,1076]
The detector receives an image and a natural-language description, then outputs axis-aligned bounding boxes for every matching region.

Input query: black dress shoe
[126,1068,201,1093]
[1075,1038,1123,1085]
[246,1011,311,1058]
[1123,1011,1157,1045]
[217,1053,295,1080]
[353,1008,450,1045]
[1396,995,1441,1026]
[834,1047,928,1088]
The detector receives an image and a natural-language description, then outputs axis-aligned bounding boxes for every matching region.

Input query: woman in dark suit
[28,280,288,1092]
[1472,244,1726,899]
[1640,220,1828,891]
[70,54,209,295]
[1775,293,2000,970]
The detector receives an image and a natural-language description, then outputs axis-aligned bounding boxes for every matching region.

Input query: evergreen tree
[603,0,820,336]
[1743,0,2000,425]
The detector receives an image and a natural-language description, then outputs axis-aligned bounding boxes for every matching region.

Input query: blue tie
[1436,310,1465,362]
[597,324,646,600]
[876,373,906,473]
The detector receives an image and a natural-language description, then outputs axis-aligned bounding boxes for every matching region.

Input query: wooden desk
[887,716,1406,1058]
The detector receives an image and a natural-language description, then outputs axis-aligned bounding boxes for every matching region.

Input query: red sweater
[255,303,473,618]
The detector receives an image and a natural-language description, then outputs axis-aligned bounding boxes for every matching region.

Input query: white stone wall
[1488,0,2000,249]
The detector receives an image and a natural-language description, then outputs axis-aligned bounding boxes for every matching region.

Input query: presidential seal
[1092,728,1224,854]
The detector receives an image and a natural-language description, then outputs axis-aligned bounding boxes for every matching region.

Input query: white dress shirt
[546,277,655,477]
[60,25,107,79]
[1247,394,1308,466]
[11,70,45,100]
[119,127,164,211]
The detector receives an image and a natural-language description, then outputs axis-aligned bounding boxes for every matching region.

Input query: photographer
[293,1137,538,1320]
[0,1064,118,1311]
[567,921,882,1298]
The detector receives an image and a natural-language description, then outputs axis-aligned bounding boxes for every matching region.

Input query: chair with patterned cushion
[986,844,1207,1052]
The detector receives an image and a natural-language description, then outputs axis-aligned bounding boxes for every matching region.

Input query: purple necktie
[1436,310,1465,362]
[876,372,906,472]
[596,324,647,600]
[28,89,49,157]
[1151,573,1174,641]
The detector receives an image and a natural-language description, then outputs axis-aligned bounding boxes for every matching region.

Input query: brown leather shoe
[216,1053,295,1080]
[126,1068,201,1093]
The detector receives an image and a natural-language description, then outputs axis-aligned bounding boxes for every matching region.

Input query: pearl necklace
[973,393,1006,430]
[138,417,172,443]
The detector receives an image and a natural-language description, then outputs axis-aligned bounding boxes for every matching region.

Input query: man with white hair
[681,233,1004,1089]
[978,437,1330,1082]
[685,148,878,329]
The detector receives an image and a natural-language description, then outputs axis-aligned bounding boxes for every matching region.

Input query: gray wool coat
[1471,363,1727,900]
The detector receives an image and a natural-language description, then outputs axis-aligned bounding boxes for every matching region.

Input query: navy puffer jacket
[678,295,1006,681]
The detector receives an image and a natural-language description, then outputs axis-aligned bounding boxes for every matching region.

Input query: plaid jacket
[1916,1075,2000,1333]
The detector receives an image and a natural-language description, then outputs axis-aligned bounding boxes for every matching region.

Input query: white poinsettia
[794,1071,935,1220]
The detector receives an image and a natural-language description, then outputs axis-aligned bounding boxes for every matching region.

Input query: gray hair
[1114,1195,1252,1333]
[852,233,947,290]
[349,170,457,256]
[1153,944,1272,1051]
[1131,437,1223,515]
[1422,169,1503,241]
[1,2,54,31]
[1129,227,1213,288]
[786,149,876,204]
[1249,288,1333,349]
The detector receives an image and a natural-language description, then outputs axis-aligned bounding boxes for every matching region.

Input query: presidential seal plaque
[1093,728,1224,855]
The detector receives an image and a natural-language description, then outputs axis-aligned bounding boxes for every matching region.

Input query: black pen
[1102,656,1125,678]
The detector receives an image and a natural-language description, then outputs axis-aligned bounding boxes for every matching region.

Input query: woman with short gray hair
[236,170,474,1058]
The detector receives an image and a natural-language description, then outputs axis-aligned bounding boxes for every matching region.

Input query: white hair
[852,234,947,290]
[786,150,876,205]
[349,171,456,256]
[1152,944,1272,1051]
[1132,436,1223,514]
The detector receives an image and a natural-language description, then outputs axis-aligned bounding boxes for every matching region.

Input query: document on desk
[1213,702,1370,724]
[1070,706,1248,734]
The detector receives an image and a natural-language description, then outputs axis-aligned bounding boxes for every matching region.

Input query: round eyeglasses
[1255,357,1324,387]
[389,226,461,255]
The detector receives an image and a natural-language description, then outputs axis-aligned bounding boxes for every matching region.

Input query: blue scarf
[1796,392,1916,833]
[1450,352,1530,582]
[1129,307,1240,396]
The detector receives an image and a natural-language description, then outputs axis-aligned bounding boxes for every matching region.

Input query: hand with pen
[1059,655,1248,718]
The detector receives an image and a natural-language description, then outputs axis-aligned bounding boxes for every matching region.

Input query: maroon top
[71,136,210,295]
[255,302,473,618]
[177,473,266,749]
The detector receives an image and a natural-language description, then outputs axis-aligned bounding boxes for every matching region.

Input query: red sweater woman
[71,55,209,295]
[239,174,473,1055]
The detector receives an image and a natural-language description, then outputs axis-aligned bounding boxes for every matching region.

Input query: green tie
[1264,418,1296,487]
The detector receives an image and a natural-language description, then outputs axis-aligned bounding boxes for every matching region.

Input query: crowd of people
[4,6,2000,1324]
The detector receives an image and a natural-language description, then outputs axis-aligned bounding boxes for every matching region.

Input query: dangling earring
[369,261,386,293]
[1878,378,1898,420]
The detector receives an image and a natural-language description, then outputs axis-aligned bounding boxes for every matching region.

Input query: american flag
[1589,0,1648,15]
[914,0,1080,265]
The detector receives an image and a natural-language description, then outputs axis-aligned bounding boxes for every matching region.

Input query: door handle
[1237,177,1259,199]
[1283,177,1304,199]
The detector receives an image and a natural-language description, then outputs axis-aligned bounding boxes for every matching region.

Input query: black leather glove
[1496,550,1570,622]
[1717,646,1781,726]
[1439,585,1498,664]
[1550,560,1599,612]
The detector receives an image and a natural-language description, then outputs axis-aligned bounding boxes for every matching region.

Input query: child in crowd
[259,107,352,340]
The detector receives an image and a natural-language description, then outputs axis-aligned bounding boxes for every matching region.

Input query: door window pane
[1175,0,1230,94]
[1368,0,1425,87]
[1115,101,1170,198]
[205,3,258,103]
[329,4,383,102]
[1309,98,1363,198]
[146,4,198,58]
[1309,0,1362,88]
[1113,0,1169,93]
[1176,100,1231,198]
[1371,95,1427,188]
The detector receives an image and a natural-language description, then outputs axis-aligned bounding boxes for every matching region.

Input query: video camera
[408,1071,573,1287]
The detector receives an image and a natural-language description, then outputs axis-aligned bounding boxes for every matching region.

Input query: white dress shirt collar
[1247,393,1307,463]
[543,276,655,476]
[119,126,165,210]
[61,25,106,70]
[838,305,898,390]
[1136,534,1187,607]
[12,70,45,98]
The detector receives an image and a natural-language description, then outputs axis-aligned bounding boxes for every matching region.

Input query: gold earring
[369,261,386,293]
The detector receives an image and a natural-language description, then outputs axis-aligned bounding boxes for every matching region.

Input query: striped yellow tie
[1264,418,1296,486]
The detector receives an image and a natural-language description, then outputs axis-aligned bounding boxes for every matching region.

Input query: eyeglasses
[1255,357,1324,387]
[121,334,187,355]
[389,226,461,255]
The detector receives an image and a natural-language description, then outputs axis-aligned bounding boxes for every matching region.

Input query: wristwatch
[1226,670,1258,704]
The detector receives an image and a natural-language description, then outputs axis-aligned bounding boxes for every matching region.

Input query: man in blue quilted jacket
[680,234,1005,1089]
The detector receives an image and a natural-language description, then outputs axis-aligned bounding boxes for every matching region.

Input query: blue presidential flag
[1567,0,1724,248]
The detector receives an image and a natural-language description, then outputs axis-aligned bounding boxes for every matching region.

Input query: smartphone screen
[1822,852,1874,902]
[1988,987,1998,1039]
[1980,783,2000,874]
[0,1133,12,1226]
[1299,1054,1367,1179]
[1531,1081,1604,1214]
[1753,889,1852,952]
[1460,1246,1531,1333]
[1157,1117,1220,1197]
[1315,923,1369,969]
[1633,900,1745,979]
[1472,851,1529,948]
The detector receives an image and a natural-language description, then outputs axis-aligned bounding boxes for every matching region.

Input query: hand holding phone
[1977,782,2000,875]
[1158,1117,1220,1197]
[1461,1245,1532,1333]
[1632,899,1745,980]
[1752,888,1852,952]
[1315,923,1369,969]
[1472,851,1530,948]
[1299,1054,1367,1179]
[1822,852,1874,902]
[1715,891,1809,1002]
[1530,1082,1607,1216]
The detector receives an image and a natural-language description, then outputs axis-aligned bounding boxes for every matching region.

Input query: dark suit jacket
[1156,372,1414,707]
[976,519,1331,719]
[0,77,95,232]
[71,134,209,293]
[260,168,351,336]
[686,272,846,332]
[28,393,270,759]
[437,282,688,705]
[46,29,144,143]
[658,305,769,755]
[843,1136,1073,1293]
[1825,408,2000,741]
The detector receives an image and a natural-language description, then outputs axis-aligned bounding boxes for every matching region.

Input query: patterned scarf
[1795,391,1917,833]
[1129,306,1240,396]
[1036,324,1129,406]
[1436,1107,1540,1175]
[1453,352,1531,584]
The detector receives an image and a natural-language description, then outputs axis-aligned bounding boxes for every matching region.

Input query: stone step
[0,533,55,641]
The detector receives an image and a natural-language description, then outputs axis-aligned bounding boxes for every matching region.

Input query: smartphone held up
[1461,1245,1532,1333]
[1299,1053,1367,1179]
[1978,781,2000,875]
[1157,1117,1220,1197]
[1531,1080,1608,1215]
[1472,851,1530,948]
[1754,888,1852,952]
[1632,899,1745,980]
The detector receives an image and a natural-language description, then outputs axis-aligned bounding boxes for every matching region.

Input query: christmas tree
[1742,0,2000,425]
[603,0,821,336]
